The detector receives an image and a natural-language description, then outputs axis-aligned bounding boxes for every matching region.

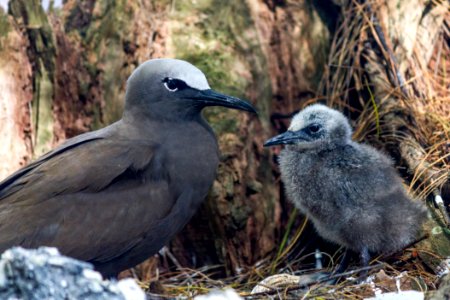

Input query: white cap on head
[131,58,211,91]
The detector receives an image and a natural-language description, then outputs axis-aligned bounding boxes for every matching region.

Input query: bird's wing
[0,128,106,198]
[332,144,405,207]
[330,144,426,253]
[0,130,178,263]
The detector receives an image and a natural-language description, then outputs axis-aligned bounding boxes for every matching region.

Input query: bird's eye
[308,124,321,133]
[162,78,187,92]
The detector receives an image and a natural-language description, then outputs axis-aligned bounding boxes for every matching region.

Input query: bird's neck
[122,103,203,123]
[121,107,215,141]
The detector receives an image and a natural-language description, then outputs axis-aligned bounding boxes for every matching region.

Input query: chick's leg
[334,249,350,274]
[358,246,370,281]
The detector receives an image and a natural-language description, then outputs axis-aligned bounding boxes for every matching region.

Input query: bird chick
[264,104,427,268]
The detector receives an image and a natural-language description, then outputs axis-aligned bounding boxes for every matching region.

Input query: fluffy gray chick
[264,104,427,267]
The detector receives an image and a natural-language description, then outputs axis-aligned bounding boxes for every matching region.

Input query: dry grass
[133,233,439,299]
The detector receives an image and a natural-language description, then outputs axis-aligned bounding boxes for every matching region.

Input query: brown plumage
[0,58,256,277]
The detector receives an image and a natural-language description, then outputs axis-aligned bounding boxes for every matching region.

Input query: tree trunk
[0,6,33,179]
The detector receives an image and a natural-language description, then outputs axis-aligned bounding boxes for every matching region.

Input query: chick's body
[279,141,425,254]
[266,104,426,258]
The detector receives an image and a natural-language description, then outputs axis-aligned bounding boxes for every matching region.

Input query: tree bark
[0,7,33,179]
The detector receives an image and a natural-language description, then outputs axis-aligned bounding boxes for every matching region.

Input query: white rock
[117,278,146,300]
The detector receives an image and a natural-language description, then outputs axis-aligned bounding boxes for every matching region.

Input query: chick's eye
[308,124,321,133]
[163,78,187,92]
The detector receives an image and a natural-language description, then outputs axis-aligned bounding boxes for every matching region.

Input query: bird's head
[124,58,256,121]
[264,104,352,150]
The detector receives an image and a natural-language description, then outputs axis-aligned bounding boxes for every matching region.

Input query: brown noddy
[0,58,256,277]
[264,104,426,271]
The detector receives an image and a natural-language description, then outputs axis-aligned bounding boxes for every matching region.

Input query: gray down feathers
[278,104,427,254]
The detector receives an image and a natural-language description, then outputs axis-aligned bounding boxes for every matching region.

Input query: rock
[251,273,301,294]
[250,272,329,295]
[0,247,145,300]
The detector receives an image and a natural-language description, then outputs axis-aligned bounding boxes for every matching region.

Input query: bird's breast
[164,124,219,195]
[279,150,330,213]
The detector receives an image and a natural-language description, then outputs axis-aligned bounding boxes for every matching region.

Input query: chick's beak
[264,130,310,147]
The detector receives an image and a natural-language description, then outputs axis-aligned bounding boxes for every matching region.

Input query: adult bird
[0,58,256,277]
[264,104,426,271]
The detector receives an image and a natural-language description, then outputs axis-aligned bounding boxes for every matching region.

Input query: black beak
[189,89,257,113]
[264,130,310,147]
